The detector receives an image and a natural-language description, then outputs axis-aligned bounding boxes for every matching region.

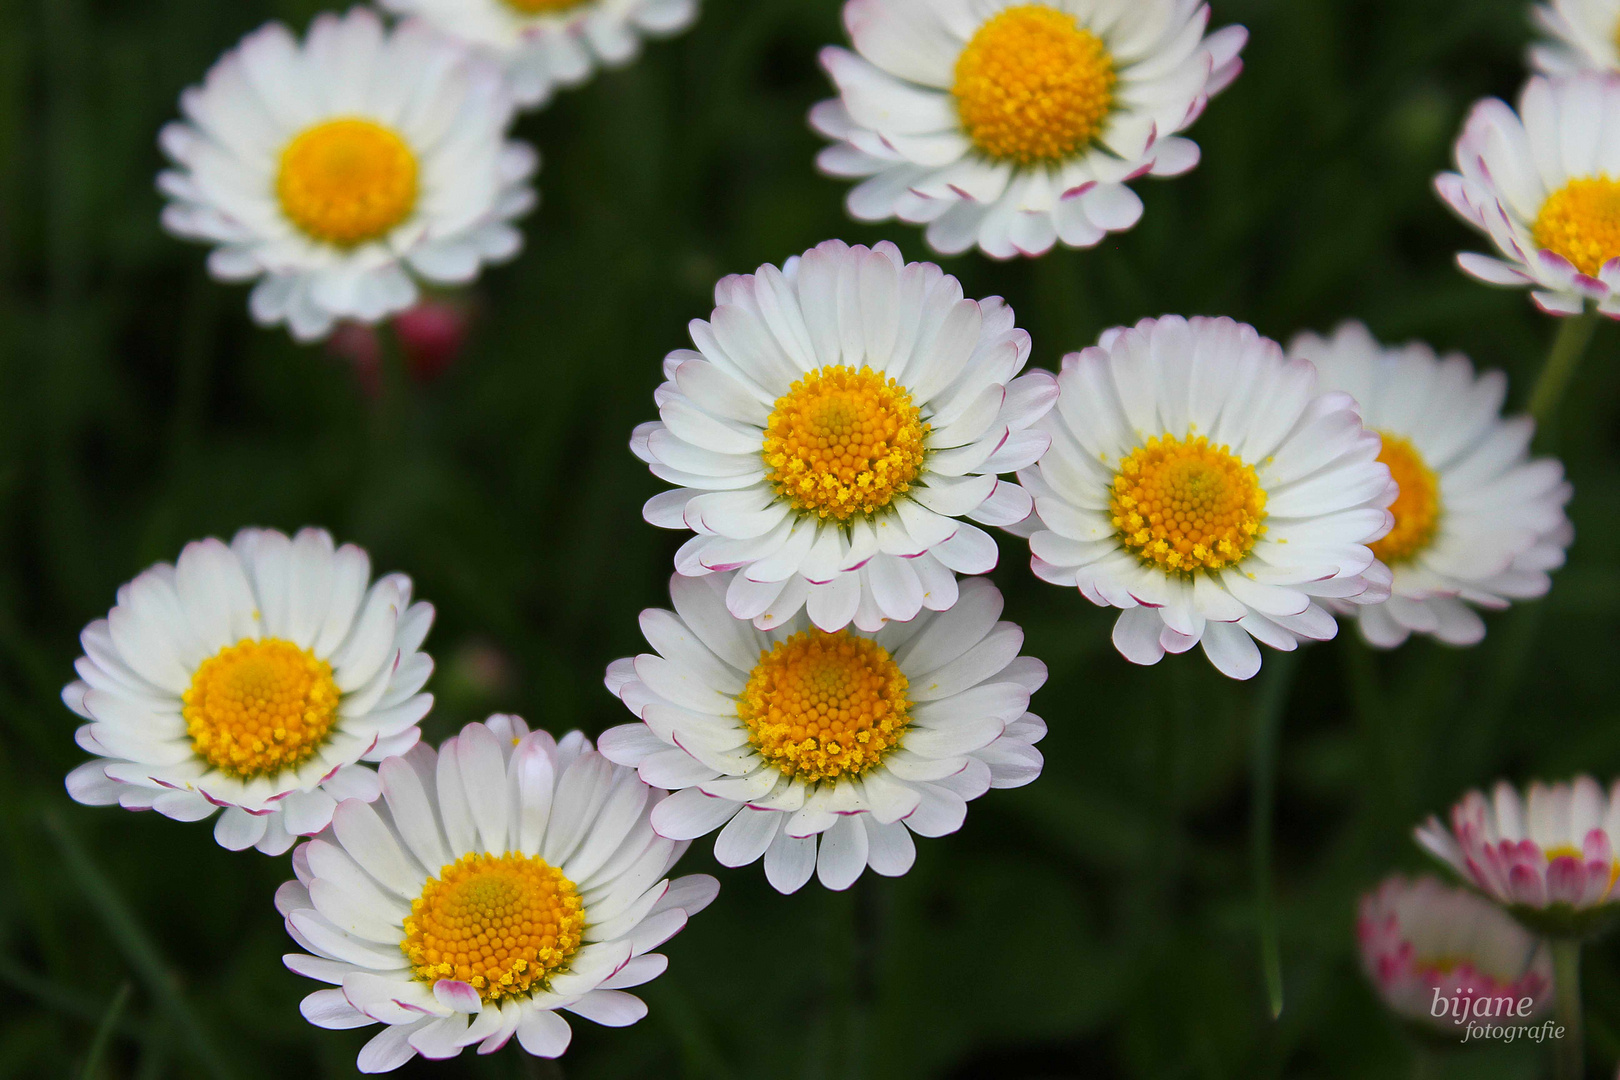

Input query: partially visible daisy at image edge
[159,7,538,342]
[811,0,1246,259]
[1290,322,1572,648]
[1530,0,1620,74]
[1436,71,1620,317]
[64,527,434,855]
[280,715,718,1072]
[379,0,700,110]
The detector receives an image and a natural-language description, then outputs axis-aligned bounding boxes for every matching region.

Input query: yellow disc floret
[1533,176,1620,276]
[1370,433,1441,565]
[183,638,341,778]
[952,4,1116,166]
[1111,434,1267,574]
[402,852,585,1002]
[277,118,419,247]
[502,0,589,12]
[762,365,929,521]
[738,630,910,784]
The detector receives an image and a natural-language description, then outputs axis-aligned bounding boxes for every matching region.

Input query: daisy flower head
[280,715,719,1072]
[1358,874,1553,1033]
[600,572,1047,894]
[1016,315,1397,681]
[1532,0,1620,74]
[1436,72,1620,318]
[1290,323,1573,649]
[810,0,1247,259]
[379,0,700,110]
[1417,778,1620,937]
[63,528,434,856]
[634,240,1057,633]
[159,7,539,342]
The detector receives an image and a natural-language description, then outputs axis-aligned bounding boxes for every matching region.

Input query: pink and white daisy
[1531,0,1620,75]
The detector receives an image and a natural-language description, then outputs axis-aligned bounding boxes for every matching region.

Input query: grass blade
[1251,651,1297,1020]
[78,980,131,1080]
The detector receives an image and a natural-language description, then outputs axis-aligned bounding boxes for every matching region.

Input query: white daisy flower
[63,527,434,856]
[633,239,1057,633]
[1436,72,1620,317]
[379,0,700,110]
[810,0,1246,259]
[1015,315,1397,681]
[1289,323,1573,649]
[1532,0,1620,75]
[1358,874,1553,1032]
[599,572,1046,894]
[1417,777,1620,936]
[280,715,718,1073]
[159,8,539,342]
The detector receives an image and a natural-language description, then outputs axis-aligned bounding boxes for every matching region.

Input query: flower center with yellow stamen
[277,118,419,247]
[1532,175,1620,276]
[737,630,910,784]
[1110,434,1267,574]
[1370,433,1441,565]
[762,365,929,521]
[952,4,1116,166]
[501,0,590,12]
[402,852,585,1002]
[182,638,341,778]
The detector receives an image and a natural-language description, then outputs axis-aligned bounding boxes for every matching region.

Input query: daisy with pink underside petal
[1436,72,1620,318]
[1358,874,1553,1032]
[633,239,1057,633]
[280,715,718,1073]
[63,527,434,856]
[600,573,1046,893]
[1416,777,1620,936]
[1531,0,1620,75]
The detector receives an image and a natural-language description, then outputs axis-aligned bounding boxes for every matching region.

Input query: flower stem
[1250,650,1297,1020]
[1528,312,1599,426]
[1551,936,1583,1080]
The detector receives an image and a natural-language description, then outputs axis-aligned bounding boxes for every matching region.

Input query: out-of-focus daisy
[281,715,718,1072]
[159,8,538,342]
[1016,315,1396,681]
[633,240,1056,632]
[1358,874,1553,1032]
[1437,73,1620,318]
[380,0,699,110]
[1290,323,1573,648]
[811,0,1246,259]
[1531,0,1620,74]
[1417,777,1620,937]
[600,573,1046,893]
[64,528,433,855]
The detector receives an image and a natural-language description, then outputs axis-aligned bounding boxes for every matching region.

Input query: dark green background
[3,0,1619,1075]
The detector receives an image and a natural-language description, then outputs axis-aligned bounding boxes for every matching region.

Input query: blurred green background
[3,0,1620,1076]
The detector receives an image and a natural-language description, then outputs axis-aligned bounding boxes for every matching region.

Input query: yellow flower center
[501,0,590,12]
[762,365,929,521]
[276,118,419,247]
[402,852,585,1002]
[1532,175,1620,277]
[182,638,341,779]
[952,4,1116,166]
[1370,434,1441,565]
[1110,434,1267,574]
[737,630,910,784]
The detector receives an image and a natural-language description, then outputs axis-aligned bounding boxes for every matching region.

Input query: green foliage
[2,0,1619,1076]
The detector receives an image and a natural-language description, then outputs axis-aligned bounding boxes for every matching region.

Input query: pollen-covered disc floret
[635,240,1057,634]
[952,5,1114,166]
[812,0,1246,258]
[763,366,928,520]
[1291,323,1572,649]
[1529,0,1620,75]
[158,8,537,342]
[738,630,910,782]
[1437,73,1620,316]
[63,527,435,855]
[281,716,718,1073]
[602,573,1047,894]
[1017,315,1397,681]
[403,852,585,1001]
[184,639,341,778]
[1110,435,1266,573]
